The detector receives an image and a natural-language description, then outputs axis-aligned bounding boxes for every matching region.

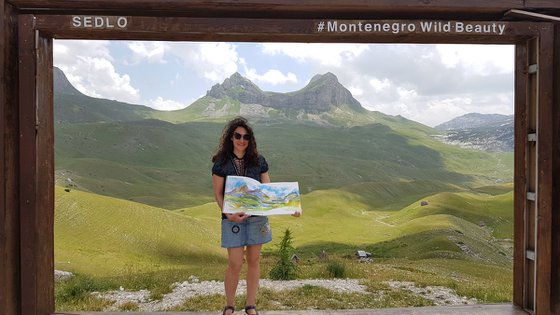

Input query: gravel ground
[93,277,476,312]
[385,281,478,306]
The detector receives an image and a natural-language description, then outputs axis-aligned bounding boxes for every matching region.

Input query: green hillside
[55,186,225,276]
[179,182,513,263]
[55,117,512,210]
[385,188,514,238]
[55,120,221,208]
[56,182,512,277]
[55,93,156,123]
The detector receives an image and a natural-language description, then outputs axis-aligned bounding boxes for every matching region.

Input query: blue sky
[53,41,514,127]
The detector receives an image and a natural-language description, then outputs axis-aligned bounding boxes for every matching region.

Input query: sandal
[244,305,259,315]
[223,305,235,315]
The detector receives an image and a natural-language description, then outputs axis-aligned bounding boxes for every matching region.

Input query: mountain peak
[54,67,83,96]
[309,72,338,83]
[298,72,362,112]
[309,72,338,85]
[206,72,264,103]
[206,72,363,113]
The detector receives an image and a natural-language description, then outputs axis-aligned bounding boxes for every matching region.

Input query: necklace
[232,154,246,176]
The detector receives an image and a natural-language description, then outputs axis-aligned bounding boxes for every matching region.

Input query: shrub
[269,228,298,280]
[327,261,347,278]
[56,274,116,303]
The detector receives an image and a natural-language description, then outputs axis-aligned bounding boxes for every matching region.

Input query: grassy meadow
[55,179,513,311]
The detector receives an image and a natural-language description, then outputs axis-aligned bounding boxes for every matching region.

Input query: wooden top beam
[6,0,552,20]
[34,15,543,43]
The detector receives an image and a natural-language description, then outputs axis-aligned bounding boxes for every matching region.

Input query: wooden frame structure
[1,1,560,315]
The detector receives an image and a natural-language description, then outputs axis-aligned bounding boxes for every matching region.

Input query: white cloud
[347,86,363,97]
[244,68,298,85]
[260,43,369,67]
[436,44,514,75]
[54,40,140,104]
[126,41,167,64]
[148,97,186,111]
[166,42,240,83]
[368,78,392,92]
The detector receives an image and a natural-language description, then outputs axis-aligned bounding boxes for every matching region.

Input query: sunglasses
[233,132,251,141]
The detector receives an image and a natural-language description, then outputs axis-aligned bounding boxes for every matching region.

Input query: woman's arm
[260,171,271,184]
[212,174,225,210]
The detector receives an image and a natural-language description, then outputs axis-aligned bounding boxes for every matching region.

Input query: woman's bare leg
[245,244,262,312]
[225,247,245,314]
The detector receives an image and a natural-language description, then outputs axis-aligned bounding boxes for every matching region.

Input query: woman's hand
[225,212,250,222]
[291,211,301,218]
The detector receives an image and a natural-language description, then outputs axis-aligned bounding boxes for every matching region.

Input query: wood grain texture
[0,2,21,315]
[552,22,560,315]
[33,15,541,44]
[7,0,554,20]
[535,24,554,315]
[17,13,55,315]
[18,13,38,315]
[2,2,559,315]
[513,39,528,310]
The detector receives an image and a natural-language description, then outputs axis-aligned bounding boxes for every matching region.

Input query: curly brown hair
[212,117,260,166]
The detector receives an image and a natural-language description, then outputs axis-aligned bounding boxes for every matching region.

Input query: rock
[54,270,73,281]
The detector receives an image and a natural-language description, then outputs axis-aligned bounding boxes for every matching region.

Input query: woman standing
[211,117,271,315]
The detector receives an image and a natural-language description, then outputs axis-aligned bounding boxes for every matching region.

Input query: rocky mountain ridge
[206,72,364,113]
[435,113,512,131]
[434,113,514,152]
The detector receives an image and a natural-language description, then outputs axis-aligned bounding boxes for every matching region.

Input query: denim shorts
[221,216,272,248]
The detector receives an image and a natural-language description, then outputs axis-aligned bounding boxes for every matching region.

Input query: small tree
[269,228,298,280]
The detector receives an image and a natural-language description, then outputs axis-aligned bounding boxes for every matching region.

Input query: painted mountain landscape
[53,67,514,311]
[223,176,301,215]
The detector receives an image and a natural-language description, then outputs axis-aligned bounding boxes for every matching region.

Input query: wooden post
[535,25,554,315]
[1,2,21,315]
[513,37,528,310]
[552,22,560,315]
[18,13,55,315]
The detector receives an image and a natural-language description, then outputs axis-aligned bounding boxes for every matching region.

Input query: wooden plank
[550,22,560,315]
[525,0,560,8]
[527,41,538,310]
[18,12,56,315]
[50,304,532,314]
[513,39,528,308]
[18,13,36,315]
[526,37,538,312]
[1,3,21,315]
[0,0,7,312]
[6,0,530,13]
[17,13,55,315]
[534,24,554,315]
[35,31,55,314]
[7,1,540,22]
[506,9,560,22]
[33,15,540,43]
